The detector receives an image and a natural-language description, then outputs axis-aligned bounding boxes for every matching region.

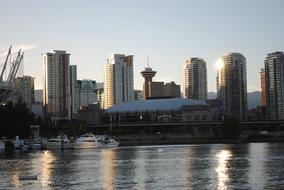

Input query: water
[0,143,284,190]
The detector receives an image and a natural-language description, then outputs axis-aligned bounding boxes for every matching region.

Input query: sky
[0,0,284,92]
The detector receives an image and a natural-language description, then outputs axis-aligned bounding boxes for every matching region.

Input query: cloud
[248,85,260,92]
[12,44,38,52]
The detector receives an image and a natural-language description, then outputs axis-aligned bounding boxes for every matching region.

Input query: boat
[14,136,24,150]
[43,135,73,150]
[97,135,119,148]
[74,133,100,149]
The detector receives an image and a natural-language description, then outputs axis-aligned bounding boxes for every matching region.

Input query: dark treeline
[0,101,35,138]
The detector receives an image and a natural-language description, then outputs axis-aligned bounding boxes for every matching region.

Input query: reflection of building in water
[133,150,148,189]
[101,149,117,190]
[215,149,232,189]
[41,150,56,188]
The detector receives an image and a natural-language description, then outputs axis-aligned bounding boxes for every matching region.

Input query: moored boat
[97,136,119,148]
[74,133,100,149]
[43,135,72,150]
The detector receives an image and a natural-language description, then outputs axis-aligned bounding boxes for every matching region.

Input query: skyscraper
[141,66,156,99]
[264,52,284,120]
[260,68,266,107]
[77,80,97,108]
[69,65,78,117]
[183,58,207,100]
[216,53,248,120]
[104,54,134,109]
[14,75,34,111]
[42,50,70,120]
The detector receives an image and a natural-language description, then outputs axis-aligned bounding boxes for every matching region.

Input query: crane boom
[0,46,12,81]
[7,49,21,83]
[12,52,24,80]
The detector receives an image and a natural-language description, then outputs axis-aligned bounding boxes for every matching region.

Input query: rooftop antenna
[147,56,150,67]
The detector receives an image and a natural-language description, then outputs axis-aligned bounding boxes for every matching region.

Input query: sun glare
[216,59,224,70]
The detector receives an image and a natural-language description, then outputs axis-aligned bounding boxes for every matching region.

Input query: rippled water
[0,143,284,189]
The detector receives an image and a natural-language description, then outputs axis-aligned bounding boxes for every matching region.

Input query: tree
[0,101,34,138]
[221,116,241,138]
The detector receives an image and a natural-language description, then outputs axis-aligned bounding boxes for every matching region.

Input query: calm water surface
[0,143,284,190]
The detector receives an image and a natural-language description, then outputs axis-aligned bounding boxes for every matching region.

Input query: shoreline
[116,135,284,146]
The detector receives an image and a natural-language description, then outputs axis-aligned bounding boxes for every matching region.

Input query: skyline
[1,0,284,91]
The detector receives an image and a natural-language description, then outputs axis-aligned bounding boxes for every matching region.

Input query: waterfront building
[105,98,221,123]
[14,75,34,110]
[77,80,97,109]
[164,81,181,98]
[264,52,284,120]
[260,68,266,107]
[216,53,248,120]
[78,103,101,126]
[134,89,144,101]
[141,66,156,99]
[183,58,207,100]
[104,54,134,109]
[149,81,165,98]
[42,50,70,120]
[34,89,43,102]
[69,65,78,117]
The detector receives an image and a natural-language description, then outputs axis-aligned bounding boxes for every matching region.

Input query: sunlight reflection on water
[0,143,283,189]
[216,149,232,190]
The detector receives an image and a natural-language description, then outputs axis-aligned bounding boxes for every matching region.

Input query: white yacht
[74,133,100,149]
[97,136,119,148]
[43,135,73,150]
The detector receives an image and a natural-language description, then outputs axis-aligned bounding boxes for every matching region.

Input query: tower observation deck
[141,66,156,99]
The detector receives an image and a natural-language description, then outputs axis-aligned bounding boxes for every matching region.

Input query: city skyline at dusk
[1,0,284,92]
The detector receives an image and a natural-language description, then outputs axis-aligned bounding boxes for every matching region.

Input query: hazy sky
[1,0,284,92]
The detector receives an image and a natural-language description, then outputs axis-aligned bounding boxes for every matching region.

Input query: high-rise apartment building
[69,65,78,117]
[260,68,266,107]
[14,75,34,111]
[77,80,97,109]
[264,52,284,120]
[183,58,207,100]
[95,87,104,109]
[42,50,70,120]
[104,54,134,109]
[95,82,104,109]
[216,53,248,120]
